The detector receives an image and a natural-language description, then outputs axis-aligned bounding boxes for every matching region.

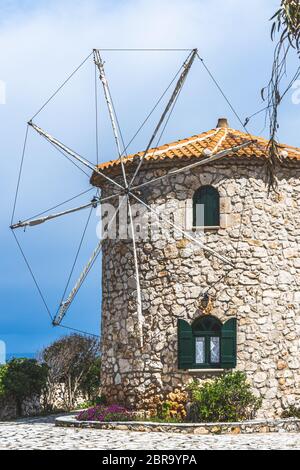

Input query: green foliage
[94,394,107,405]
[188,371,262,423]
[76,400,94,410]
[160,402,172,419]
[0,364,9,397]
[282,405,300,419]
[76,394,107,410]
[79,357,101,400]
[0,359,48,415]
[2,359,48,400]
[271,0,300,47]
[156,403,183,423]
[262,0,300,190]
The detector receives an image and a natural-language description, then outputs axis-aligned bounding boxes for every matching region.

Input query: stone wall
[42,382,90,412]
[0,385,89,421]
[97,157,300,419]
[57,415,300,435]
[0,395,41,421]
[0,396,17,421]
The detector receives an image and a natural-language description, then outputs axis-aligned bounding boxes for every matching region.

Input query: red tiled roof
[96,126,300,172]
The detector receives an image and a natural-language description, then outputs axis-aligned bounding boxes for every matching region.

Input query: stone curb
[55,415,300,435]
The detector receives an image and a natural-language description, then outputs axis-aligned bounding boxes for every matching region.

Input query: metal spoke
[11,200,97,230]
[52,195,127,326]
[10,193,120,230]
[127,196,143,347]
[29,121,126,193]
[129,191,234,267]
[128,49,198,188]
[94,50,128,188]
[12,46,255,340]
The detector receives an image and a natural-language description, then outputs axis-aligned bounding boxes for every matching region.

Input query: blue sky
[0,0,299,356]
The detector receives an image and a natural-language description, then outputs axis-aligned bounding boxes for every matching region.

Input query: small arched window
[178,316,237,370]
[192,316,222,366]
[193,186,220,227]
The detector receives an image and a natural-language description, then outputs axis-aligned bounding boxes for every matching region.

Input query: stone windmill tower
[91,118,300,418]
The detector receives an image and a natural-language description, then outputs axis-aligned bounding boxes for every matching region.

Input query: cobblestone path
[0,416,299,450]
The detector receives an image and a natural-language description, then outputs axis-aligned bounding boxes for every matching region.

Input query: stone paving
[0,415,299,450]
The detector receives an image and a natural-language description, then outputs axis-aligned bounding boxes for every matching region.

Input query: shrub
[77,404,133,422]
[79,357,101,401]
[0,364,8,397]
[76,395,107,410]
[0,358,48,416]
[188,371,262,423]
[93,394,107,405]
[157,389,188,422]
[282,405,300,419]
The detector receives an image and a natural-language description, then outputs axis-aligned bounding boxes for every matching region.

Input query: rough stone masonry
[91,123,300,419]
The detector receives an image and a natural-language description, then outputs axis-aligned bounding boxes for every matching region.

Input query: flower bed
[77,404,133,422]
[76,372,267,427]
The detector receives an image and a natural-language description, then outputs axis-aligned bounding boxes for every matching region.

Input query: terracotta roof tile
[96,127,300,172]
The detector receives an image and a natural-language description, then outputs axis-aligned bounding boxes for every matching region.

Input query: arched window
[177,316,237,370]
[193,186,220,227]
[192,316,222,366]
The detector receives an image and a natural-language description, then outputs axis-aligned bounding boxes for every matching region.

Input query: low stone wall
[0,384,91,421]
[0,395,42,421]
[0,396,17,421]
[21,395,42,418]
[42,383,91,412]
[55,415,300,435]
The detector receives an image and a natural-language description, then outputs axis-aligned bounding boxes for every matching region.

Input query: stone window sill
[192,226,220,232]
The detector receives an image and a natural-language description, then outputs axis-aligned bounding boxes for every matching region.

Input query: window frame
[192,316,222,369]
[192,185,220,229]
[177,317,237,371]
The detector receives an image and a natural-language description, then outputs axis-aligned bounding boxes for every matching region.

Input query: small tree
[40,334,100,411]
[0,359,48,416]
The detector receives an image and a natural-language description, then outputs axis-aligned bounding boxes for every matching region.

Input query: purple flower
[76,404,133,422]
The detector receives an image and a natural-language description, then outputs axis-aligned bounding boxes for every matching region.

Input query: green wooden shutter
[178,319,193,370]
[221,318,237,369]
[193,186,220,227]
[203,186,220,226]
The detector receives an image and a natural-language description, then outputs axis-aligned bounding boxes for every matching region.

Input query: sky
[0,0,299,356]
